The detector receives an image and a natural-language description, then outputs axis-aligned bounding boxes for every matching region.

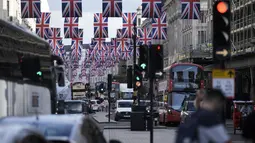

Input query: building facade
[162,0,210,67]
[0,0,36,32]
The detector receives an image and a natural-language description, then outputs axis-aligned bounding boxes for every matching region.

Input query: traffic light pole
[133,22,139,105]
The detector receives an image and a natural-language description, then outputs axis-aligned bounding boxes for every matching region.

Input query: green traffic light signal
[140,63,146,69]
[136,76,140,81]
[36,71,42,76]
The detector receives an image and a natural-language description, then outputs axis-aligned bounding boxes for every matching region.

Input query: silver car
[0,114,108,143]
[0,124,47,143]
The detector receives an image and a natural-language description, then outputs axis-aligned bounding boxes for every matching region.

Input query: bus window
[189,71,195,82]
[177,72,184,82]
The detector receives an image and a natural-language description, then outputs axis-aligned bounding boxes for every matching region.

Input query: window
[32,92,39,107]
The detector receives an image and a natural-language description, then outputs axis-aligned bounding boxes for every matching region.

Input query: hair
[203,88,226,104]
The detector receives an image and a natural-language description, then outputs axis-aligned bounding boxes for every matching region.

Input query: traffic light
[99,83,105,94]
[19,56,42,81]
[134,64,142,90]
[108,74,112,91]
[149,45,163,76]
[213,0,231,61]
[127,66,132,88]
[139,45,148,72]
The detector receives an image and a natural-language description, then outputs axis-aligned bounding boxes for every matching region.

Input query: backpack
[175,115,199,143]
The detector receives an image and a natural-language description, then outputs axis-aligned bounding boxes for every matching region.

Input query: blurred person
[104,99,109,112]
[194,89,206,109]
[176,89,231,143]
[240,102,252,115]
[242,93,255,142]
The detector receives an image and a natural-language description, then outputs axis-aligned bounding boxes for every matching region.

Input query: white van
[114,100,133,121]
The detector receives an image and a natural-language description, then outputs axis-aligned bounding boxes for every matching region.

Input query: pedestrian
[242,92,255,142]
[194,89,206,109]
[176,89,231,143]
[105,99,109,112]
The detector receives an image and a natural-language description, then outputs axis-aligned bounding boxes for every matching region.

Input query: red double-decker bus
[159,63,204,125]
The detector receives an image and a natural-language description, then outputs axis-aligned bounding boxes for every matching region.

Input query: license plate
[154,118,158,121]
[124,115,130,117]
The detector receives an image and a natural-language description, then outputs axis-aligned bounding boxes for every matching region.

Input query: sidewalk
[92,112,117,124]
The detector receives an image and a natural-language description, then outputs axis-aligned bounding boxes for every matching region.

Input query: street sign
[212,69,235,98]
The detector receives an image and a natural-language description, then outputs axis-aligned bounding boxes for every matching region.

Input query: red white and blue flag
[36,12,51,39]
[150,12,167,40]
[48,28,65,57]
[21,0,41,18]
[110,38,120,62]
[142,0,162,18]
[94,13,108,38]
[62,0,82,17]
[64,17,79,38]
[181,0,200,19]
[102,0,122,17]
[138,27,152,45]
[92,38,106,51]
[122,13,137,38]
[71,29,83,60]
[116,29,130,53]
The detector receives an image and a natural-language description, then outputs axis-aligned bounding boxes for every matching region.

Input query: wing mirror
[110,139,122,143]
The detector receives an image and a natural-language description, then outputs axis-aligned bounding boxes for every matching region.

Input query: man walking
[176,89,231,143]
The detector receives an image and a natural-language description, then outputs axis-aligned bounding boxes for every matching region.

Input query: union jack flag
[150,12,167,40]
[130,37,140,57]
[102,0,122,17]
[142,0,162,18]
[62,0,82,17]
[36,12,51,39]
[122,13,137,38]
[92,38,106,51]
[71,29,83,60]
[181,0,200,19]
[48,28,65,57]
[81,68,86,76]
[120,46,131,60]
[138,27,152,45]
[64,17,79,38]
[21,0,41,18]
[116,29,130,52]
[110,38,120,62]
[94,13,108,38]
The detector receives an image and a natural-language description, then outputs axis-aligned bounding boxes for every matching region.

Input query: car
[0,114,107,143]
[90,100,101,111]
[114,100,133,121]
[64,100,88,114]
[0,124,47,143]
[180,100,196,124]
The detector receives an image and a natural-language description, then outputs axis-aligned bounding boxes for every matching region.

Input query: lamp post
[133,22,138,105]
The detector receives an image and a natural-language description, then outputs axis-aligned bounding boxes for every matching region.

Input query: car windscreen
[65,102,83,113]
[118,102,132,108]
[0,120,73,137]
[96,101,101,104]
[187,102,196,111]
[91,101,96,104]
[40,123,73,137]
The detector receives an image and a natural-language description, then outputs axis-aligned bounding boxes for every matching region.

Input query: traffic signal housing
[127,66,132,88]
[134,64,142,90]
[19,56,43,82]
[139,45,148,72]
[149,45,163,77]
[99,83,105,94]
[213,0,231,61]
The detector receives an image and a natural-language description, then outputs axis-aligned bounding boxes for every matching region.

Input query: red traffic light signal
[217,1,228,14]
[157,46,161,50]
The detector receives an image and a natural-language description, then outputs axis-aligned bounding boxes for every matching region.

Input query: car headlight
[168,109,171,113]
[147,110,150,113]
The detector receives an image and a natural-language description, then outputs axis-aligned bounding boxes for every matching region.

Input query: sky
[41,0,142,45]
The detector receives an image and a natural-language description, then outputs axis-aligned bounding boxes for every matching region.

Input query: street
[92,112,246,143]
